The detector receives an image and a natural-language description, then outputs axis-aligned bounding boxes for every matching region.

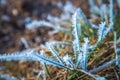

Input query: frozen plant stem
[114,32,120,67]
[89,58,116,73]
[77,69,105,80]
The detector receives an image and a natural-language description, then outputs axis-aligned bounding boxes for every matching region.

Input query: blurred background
[0,0,89,53]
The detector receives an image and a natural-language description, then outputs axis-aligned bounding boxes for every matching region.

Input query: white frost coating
[24,17,31,23]
[97,22,106,42]
[63,1,76,14]
[63,54,74,69]
[0,74,17,80]
[25,20,53,29]
[47,15,60,23]
[57,1,63,9]
[114,32,120,67]
[116,0,120,7]
[20,37,29,48]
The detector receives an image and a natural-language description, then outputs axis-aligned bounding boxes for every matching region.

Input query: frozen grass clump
[0,0,120,80]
